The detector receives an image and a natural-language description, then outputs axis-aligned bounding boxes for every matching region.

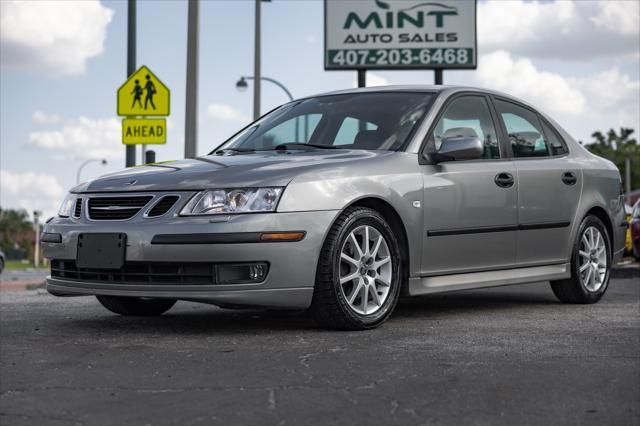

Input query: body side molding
[408,263,571,296]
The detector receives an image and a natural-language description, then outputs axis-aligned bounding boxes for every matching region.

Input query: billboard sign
[325,0,477,70]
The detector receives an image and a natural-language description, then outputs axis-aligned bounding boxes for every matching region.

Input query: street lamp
[236,75,302,140]
[76,159,108,184]
[235,76,294,102]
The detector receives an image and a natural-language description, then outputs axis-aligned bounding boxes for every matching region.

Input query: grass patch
[3,260,48,271]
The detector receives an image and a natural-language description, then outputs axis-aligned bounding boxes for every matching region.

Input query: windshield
[214,92,434,152]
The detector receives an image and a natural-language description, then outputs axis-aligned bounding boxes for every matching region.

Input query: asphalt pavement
[1,278,638,426]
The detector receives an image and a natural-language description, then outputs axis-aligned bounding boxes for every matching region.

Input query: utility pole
[625,156,632,204]
[253,0,261,120]
[33,211,41,268]
[126,0,137,167]
[184,0,199,158]
[434,69,443,85]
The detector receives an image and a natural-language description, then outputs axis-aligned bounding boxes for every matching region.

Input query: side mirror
[429,136,483,164]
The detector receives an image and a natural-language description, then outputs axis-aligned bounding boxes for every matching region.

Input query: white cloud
[352,72,389,88]
[0,0,114,76]
[0,170,65,218]
[206,103,249,122]
[478,1,639,60]
[473,50,586,116]
[26,117,123,160]
[468,50,640,143]
[591,1,640,35]
[366,72,389,87]
[32,110,60,125]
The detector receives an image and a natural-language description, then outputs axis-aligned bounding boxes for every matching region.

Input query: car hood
[75,150,392,193]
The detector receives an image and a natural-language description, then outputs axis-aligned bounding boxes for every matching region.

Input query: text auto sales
[343,32,457,44]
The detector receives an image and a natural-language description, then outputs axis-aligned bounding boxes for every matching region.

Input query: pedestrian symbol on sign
[117,65,170,117]
[144,75,156,110]
[131,80,143,109]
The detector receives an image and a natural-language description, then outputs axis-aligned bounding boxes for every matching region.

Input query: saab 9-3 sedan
[42,86,626,330]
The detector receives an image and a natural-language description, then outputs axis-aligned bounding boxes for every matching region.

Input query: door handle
[562,171,577,186]
[494,172,514,188]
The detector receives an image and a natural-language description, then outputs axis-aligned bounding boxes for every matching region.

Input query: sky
[1,0,639,219]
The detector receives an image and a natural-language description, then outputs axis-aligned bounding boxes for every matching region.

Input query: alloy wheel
[578,226,608,292]
[338,225,393,315]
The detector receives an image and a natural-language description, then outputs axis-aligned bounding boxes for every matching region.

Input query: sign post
[117,65,170,153]
[324,0,477,85]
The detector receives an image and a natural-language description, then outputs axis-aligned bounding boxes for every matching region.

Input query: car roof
[303,85,541,112]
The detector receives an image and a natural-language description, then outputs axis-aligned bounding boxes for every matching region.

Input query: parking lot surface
[1,278,638,426]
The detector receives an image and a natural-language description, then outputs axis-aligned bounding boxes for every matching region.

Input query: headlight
[180,188,283,215]
[58,194,76,217]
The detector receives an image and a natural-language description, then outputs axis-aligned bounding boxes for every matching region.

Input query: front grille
[147,195,179,217]
[50,260,268,285]
[73,198,82,218]
[88,196,152,220]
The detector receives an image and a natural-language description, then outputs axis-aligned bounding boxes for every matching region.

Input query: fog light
[216,262,268,284]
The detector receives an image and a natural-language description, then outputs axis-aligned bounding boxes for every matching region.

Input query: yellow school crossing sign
[117,65,170,145]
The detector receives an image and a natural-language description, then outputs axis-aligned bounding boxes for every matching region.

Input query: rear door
[420,94,518,275]
[493,98,581,266]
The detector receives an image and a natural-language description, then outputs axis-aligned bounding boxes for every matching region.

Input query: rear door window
[495,99,550,158]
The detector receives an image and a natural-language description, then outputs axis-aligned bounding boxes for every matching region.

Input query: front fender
[277,153,424,276]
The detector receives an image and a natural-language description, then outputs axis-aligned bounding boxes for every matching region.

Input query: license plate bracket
[76,233,126,269]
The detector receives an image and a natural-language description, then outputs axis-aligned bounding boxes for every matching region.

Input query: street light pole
[253,0,261,120]
[77,159,108,184]
[237,76,299,139]
[184,0,199,158]
[126,0,137,167]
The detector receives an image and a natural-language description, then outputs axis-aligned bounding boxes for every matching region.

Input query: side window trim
[419,92,507,164]
[487,95,513,159]
[492,96,554,161]
[538,115,570,157]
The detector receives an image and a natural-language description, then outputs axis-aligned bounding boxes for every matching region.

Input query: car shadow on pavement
[392,287,560,320]
[60,285,560,334]
[67,306,319,335]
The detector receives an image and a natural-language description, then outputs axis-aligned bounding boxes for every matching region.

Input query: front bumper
[42,210,339,309]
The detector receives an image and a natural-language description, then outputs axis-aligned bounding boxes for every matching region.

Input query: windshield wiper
[274,143,338,151]
[215,147,256,155]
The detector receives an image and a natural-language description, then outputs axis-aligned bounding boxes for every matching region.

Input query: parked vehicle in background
[625,204,633,255]
[631,200,640,260]
[42,86,626,330]
[0,250,5,274]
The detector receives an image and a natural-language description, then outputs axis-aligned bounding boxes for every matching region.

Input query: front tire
[550,215,611,304]
[310,207,402,330]
[97,296,176,316]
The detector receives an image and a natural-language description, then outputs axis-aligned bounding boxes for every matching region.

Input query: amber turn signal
[259,232,306,242]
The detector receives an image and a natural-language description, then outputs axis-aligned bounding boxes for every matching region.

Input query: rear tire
[310,206,402,330]
[550,215,611,304]
[97,296,176,316]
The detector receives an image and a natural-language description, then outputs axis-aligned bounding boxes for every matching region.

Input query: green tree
[0,208,34,260]
[585,128,640,192]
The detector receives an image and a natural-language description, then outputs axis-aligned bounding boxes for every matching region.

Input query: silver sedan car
[42,86,626,330]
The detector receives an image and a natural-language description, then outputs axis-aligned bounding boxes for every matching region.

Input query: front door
[421,95,518,275]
